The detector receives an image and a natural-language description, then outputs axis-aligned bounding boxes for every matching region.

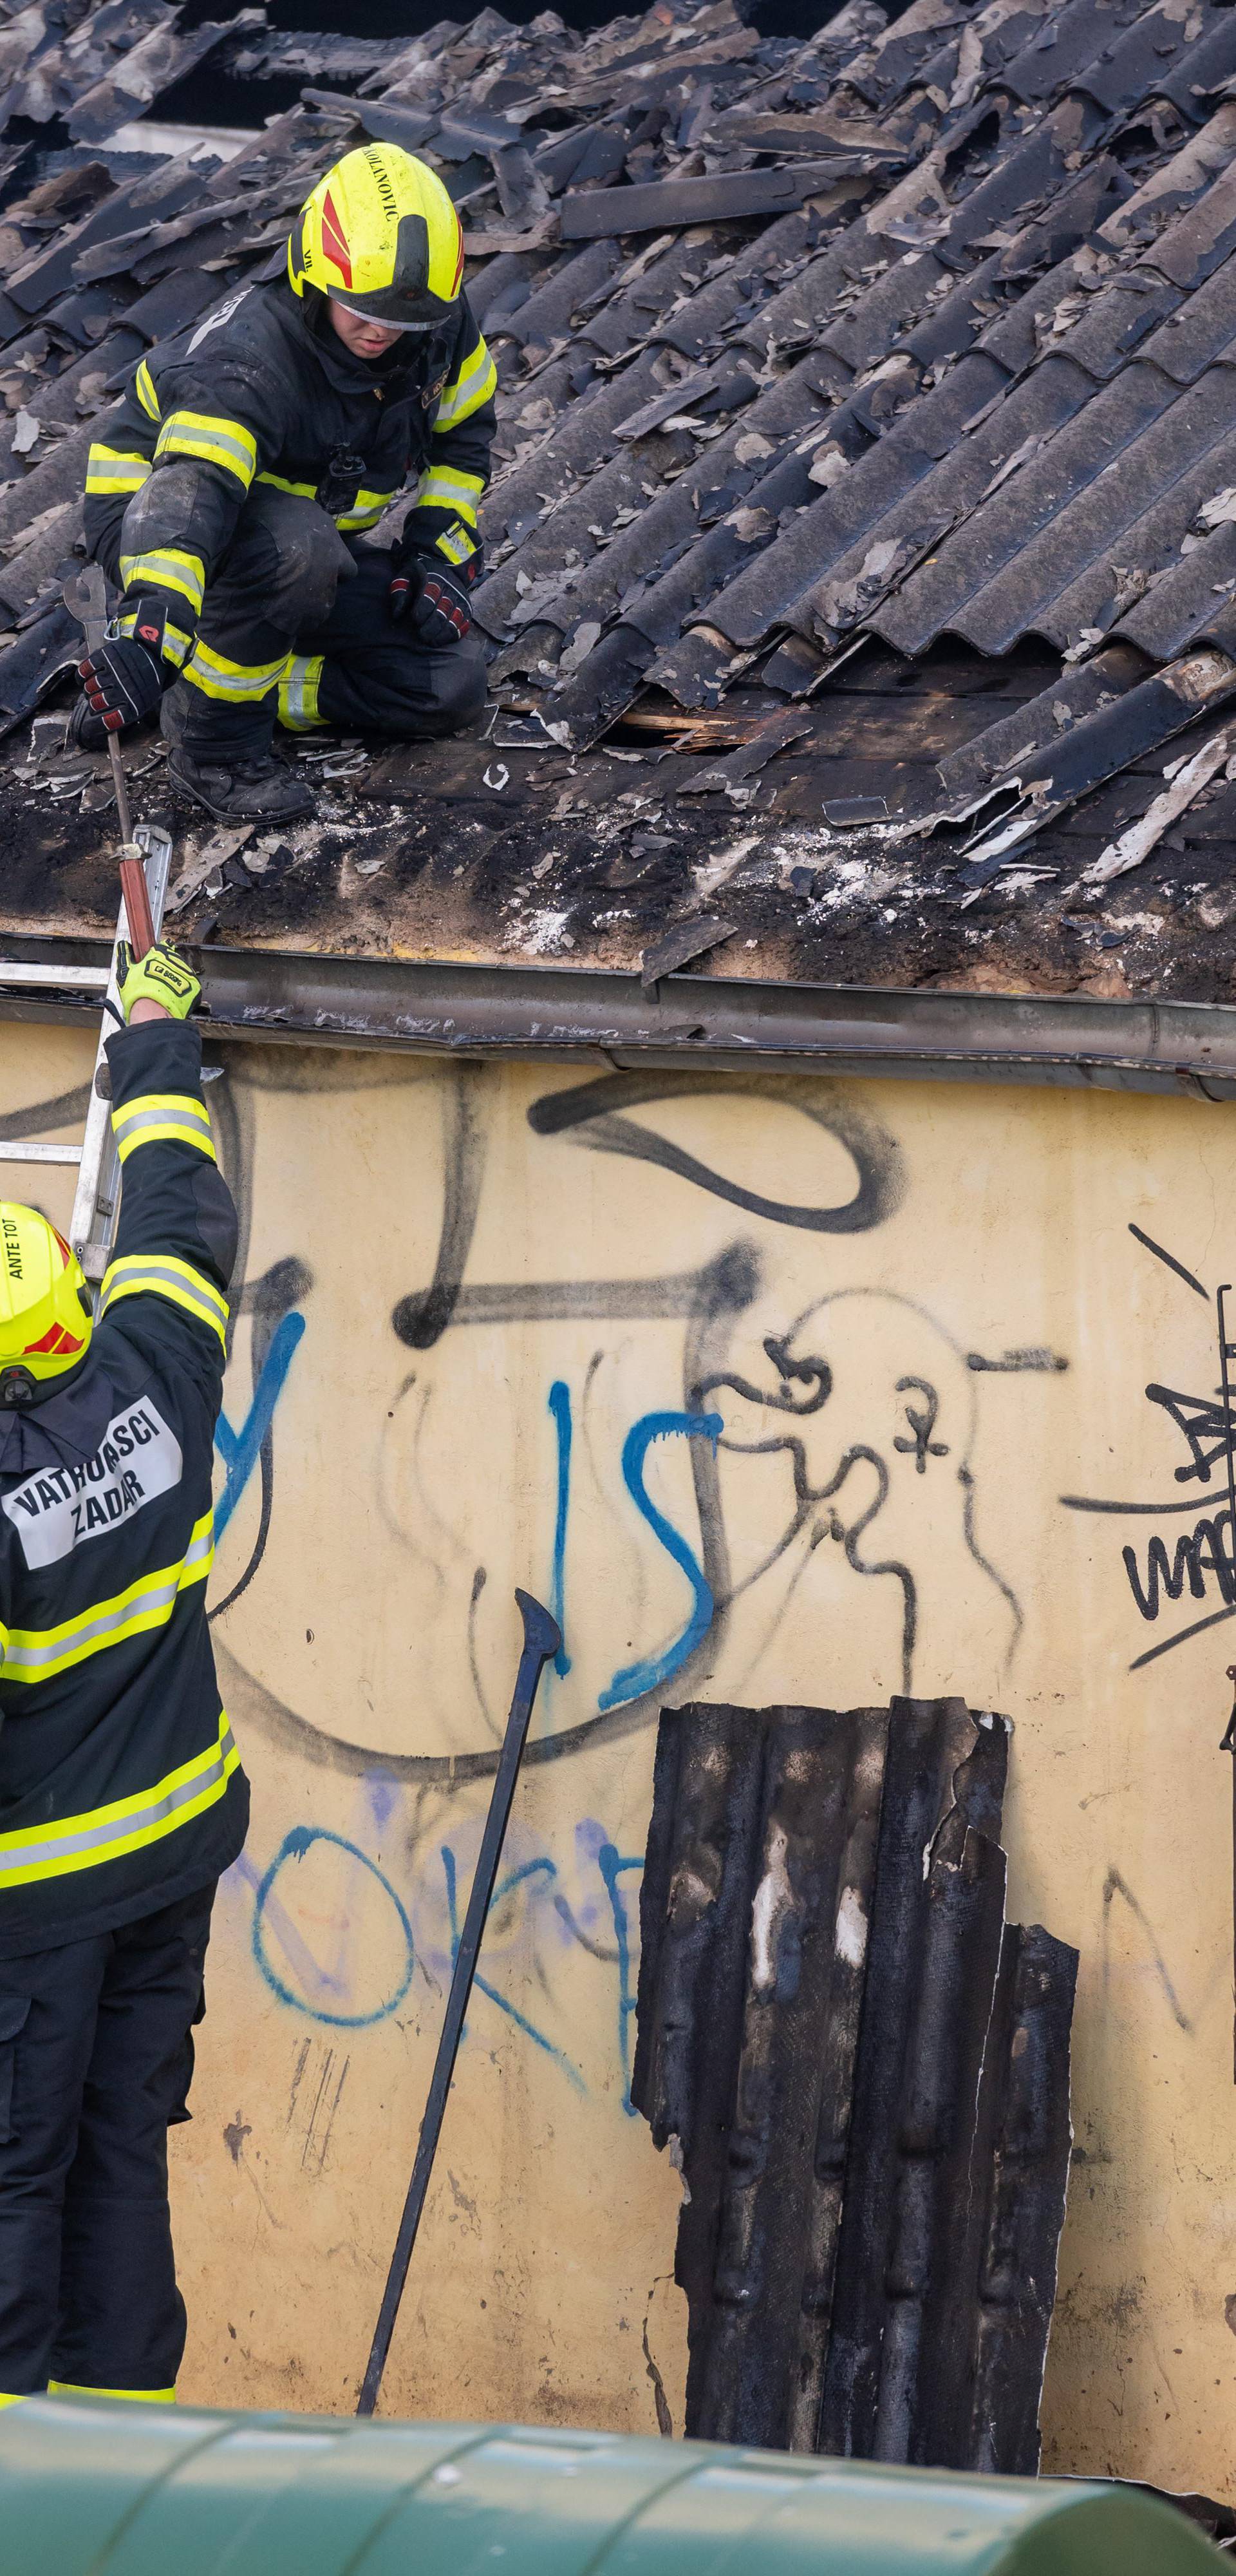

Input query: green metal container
[0,2400,1219,2575]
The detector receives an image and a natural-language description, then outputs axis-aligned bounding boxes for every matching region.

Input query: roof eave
[0,934,1231,1099]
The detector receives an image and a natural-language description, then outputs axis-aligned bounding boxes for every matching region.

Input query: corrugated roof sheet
[8,0,1236,988]
[632,1696,1078,2469]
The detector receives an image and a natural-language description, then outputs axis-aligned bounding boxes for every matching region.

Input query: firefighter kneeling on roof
[74,143,495,824]
[0,943,247,2407]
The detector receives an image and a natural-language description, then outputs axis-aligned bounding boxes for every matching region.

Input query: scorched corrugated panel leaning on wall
[632,1698,1078,2474]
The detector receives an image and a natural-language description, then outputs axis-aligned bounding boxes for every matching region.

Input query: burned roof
[7,0,1236,1011]
[633,1694,1077,2474]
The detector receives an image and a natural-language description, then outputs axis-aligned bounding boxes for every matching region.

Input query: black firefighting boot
[165,745,315,824]
[161,672,314,824]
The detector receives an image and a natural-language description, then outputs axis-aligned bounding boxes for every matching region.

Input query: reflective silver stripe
[113,1104,214,1160]
[181,640,288,703]
[118,547,204,613]
[1,1522,213,1678]
[0,1724,237,1880]
[436,342,496,428]
[437,522,477,566]
[115,1108,211,1141]
[101,1258,226,1316]
[100,1255,229,1347]
[335,488,397,529]
[154,413,256,485]
[417,468,482,520]
[278,654,324,730]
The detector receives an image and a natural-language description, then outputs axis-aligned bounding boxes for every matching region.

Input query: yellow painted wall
[4,1021,1236,2491]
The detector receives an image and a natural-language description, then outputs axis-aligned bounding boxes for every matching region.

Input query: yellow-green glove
[116,939,200,1021]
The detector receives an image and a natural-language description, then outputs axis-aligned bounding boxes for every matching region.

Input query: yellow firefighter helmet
[0,1204,92,1403]
[289,144,465,332]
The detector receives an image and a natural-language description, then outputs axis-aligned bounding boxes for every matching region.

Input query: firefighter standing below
[0,943,246,2405]
[75,144,496,824]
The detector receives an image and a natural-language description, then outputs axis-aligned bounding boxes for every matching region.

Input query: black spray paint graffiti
[13,1056,1042,1777]
[1062,1222,1236,1671]
[215,1067,937,1781]
[694,1291,1023,1699]
[526,1073,906,1233]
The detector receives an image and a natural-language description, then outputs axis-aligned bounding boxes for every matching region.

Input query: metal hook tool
[357,1586,561,2417]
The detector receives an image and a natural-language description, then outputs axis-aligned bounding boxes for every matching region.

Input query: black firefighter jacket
[0,1018,248,1960]
[83,276,497,675]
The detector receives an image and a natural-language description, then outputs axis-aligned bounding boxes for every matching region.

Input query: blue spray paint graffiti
[237,1810,642,2106]
[440,1845,586,2092]
[214,1309,306,1539]
[547,1378,573,1679]
[599,1409,724,1711]
[245,1825,415,2029]
[597,1841,643,2114]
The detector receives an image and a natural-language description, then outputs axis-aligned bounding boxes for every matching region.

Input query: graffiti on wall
[203,1065,1057,1763]
[1062,1220,1236,1673]
[13,1052,1068,2096]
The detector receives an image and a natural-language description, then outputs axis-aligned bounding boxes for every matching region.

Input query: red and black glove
[388,544,483,647]
[78,600,169,734]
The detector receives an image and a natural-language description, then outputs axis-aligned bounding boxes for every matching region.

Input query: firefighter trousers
[96,482,487,759]
[0,1880,214,2402]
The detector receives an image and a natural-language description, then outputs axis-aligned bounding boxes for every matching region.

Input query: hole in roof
[1110,118,1174,171]
[941,108,1004,189]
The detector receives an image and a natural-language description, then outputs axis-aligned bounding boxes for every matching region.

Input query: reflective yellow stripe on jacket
[86,444,151,498]
[0,1710,238,1889]
[182,638,289,705]
[118,548,205,616]
[153,410,257,489]
[416,465,484,531]
[436,521,478,566]
[0,1513,214,1686]
[255,470,317,500]
[335,487,398,531]
[255,471,396,533]
[111,1092,215,1166]
[278,656,325,731]
[99,1254,229,1351]
[436,337,496,429]
[48,2386,177,2403]
[135,359,160,422]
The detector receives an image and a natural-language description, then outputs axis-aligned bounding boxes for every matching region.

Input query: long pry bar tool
[356,1586,561,2417]
[62,563,135,847]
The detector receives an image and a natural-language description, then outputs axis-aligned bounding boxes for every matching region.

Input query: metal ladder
[0,822,173,1299]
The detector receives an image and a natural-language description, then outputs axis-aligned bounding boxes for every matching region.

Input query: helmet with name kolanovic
[288,144,464,332]
[0,1204,92,1406]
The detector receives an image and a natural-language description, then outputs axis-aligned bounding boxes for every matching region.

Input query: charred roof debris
[633,1696,1078,2470]
[6,0,1236,996]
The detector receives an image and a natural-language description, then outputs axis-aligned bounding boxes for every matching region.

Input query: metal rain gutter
[3,933,1236,1099]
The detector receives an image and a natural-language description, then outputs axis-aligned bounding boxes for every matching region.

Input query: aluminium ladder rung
[0,965,111,990]
[0,1144,82,1164]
